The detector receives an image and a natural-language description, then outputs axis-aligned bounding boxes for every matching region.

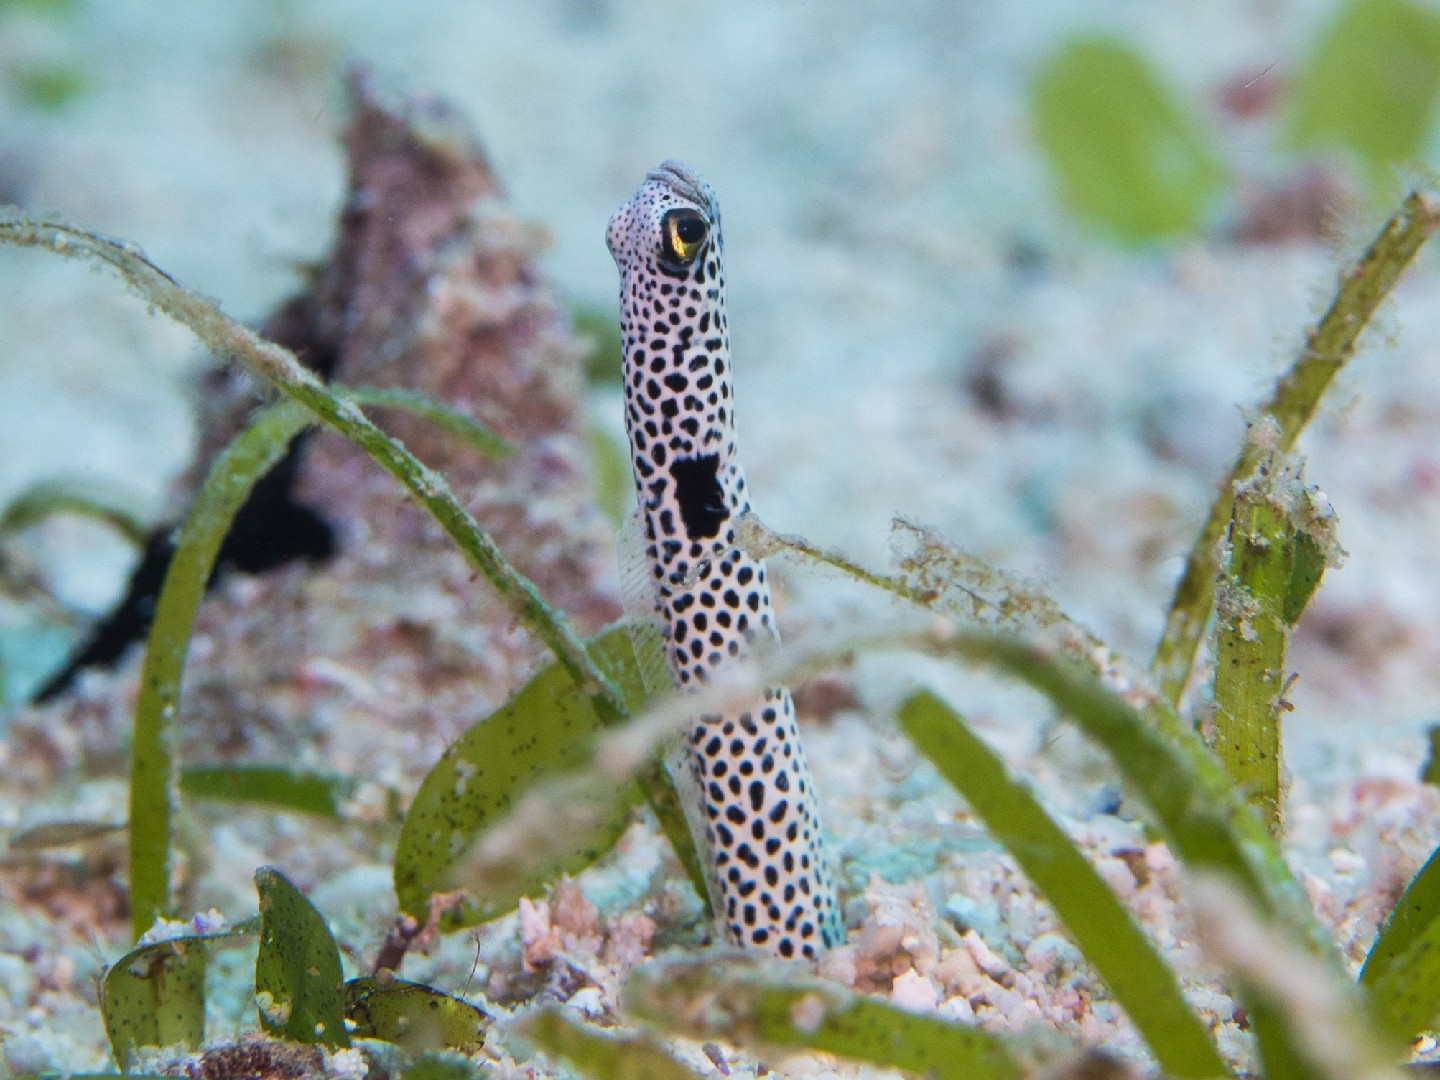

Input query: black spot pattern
[606,160,844,959]
[669,453,725,539]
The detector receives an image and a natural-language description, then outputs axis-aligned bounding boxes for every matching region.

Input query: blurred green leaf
[1153,191,1440,705]
[587,426,632,527]
[393,625,649,931]
[1212,460,1331,833]
[571,304,625,385]
[254,867,348,1048]
[517,1006,707,1080]
[1188,878,1396,1080]
[0,477,148,546]
[1290,0,1440,188]
[102,940,206,1066]
[12,61,85,111]
[946,631,1334,960]
[1031,36,1225,244]
[130,402,311,939]
[1248,1004,1316,1080]
[342,385,513,460]
[0,0,79,16]
[625,953,1025,1080]
[180,764,358,818]
[898,690,1229,1079]
[1362,845,1440,1039]
[343,976,489,1055]
[101,920,257,1068]
[400,1055,486,1080]
[9,819,123,849]
[1283,529,1328,627]
[1422,725,1440,786]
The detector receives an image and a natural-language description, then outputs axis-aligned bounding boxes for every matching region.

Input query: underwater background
[4,0,1440,1075]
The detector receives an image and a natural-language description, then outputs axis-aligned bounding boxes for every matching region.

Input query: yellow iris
[661,208,707,265]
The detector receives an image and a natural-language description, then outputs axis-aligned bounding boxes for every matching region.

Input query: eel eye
[660,208,708,265]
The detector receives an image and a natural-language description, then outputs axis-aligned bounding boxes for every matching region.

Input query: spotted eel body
[606,161,843,959]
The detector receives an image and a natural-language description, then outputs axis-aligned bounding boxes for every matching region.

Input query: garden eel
[606,161,844,959]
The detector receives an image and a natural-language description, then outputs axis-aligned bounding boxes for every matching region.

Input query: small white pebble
[961,930,1009,978]
[519,897,554,968]
[2,1032,53,1075]
[190,909,228,935]
[1145,841,1177,875]
[891,969,939,1011]
[1024,931,1080,975]
[1093,855,1137,900]
[1329,848,1364,875]
[938,995,977,1024]
[984,983,1029,1029]
[326,1048,368,1080]
[789,992,828,1036]
[567,987,605,1017]
[136,916,194,946]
